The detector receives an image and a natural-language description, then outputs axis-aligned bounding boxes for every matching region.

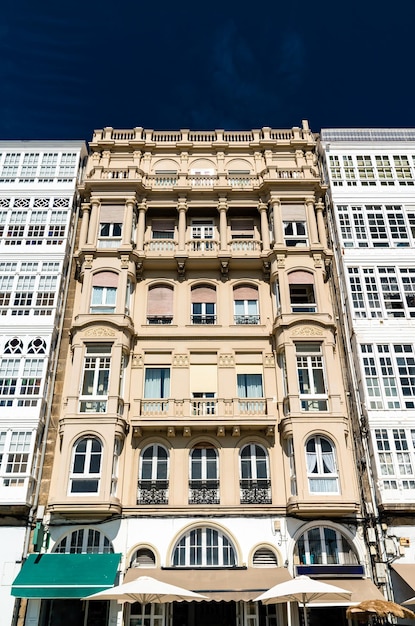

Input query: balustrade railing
[189,480,219,504]
[234,315,260,325]
[137,480,168,505]
[137,397,271,418]
[240,479,271,504]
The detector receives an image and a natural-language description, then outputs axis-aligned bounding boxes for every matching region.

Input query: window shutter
[253,548,278,567]
[288,271,314,284]
[233,285,258,300]
[147,285,174,315]
[191,286,217,303]
[281,205,306,220]
[92,272,119,287]
[100,206,125,222]
[231,219,254,236]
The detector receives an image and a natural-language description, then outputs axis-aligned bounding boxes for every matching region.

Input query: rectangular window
[342,155,357,186]
[79,344,111,413]
[348,266,415,319]
[337,204,412,248]
[374,428,415,492]
[152,219,175,240]
[361,343,415,409]
[20,153,39,180]
[20,359,44,395]
[39,153,58,179]
[357,155,376,185]
[393,155,414,185]
[0,431,33,486]
[1,153,20,179]
[328,155,343,186]
[98,222,122,248]
[90,286,117,313]
[144,368,170,398]
[375,155,394,185]
[283,221,308,246]
[296,343,328,411]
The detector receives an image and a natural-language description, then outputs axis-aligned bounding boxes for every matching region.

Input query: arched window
[130,547,156,568]
[4,338,23,353]
[172,527,236,567]
[306,436,339,493]
[191,285,216,324]
[54,528,113,553]
[288,271,316,313]
[239,444,271,504]
[147,284,173,325]
[233,284,259,324]
[27,337,47,354]
[138,444,169,505]
[189,445,219,504]
[90,272,118,313]
[69,437,102,494]
[252,547,279,567]
[295,526,359,565]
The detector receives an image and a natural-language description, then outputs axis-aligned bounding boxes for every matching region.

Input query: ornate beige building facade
[13,124,383,626]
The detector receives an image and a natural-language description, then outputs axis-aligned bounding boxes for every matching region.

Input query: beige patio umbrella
[346,599,415,621]
[254,575,351,626]
[83,575,207,604]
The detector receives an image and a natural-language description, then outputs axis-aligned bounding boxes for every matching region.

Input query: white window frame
[374,428,415,492]
[283,221,308,246]
[69,437,102,495]
[306,436,339,494]
[296,343,328,411]
[79,344,111,413]
[90,286,117,314]
[172,527,236,567]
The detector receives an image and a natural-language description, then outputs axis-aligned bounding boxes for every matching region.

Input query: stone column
[218,198,228,251]
[122,197,135,246]
[177,197,187,251]
[136,199,147,251]
[87,198,100,245]
[315,200,327,248]
[305,197,319,245]
[78,203,90,248]
[258,201,270,251]
[271,198,284,246]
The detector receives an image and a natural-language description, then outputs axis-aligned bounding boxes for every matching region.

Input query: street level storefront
[11,552,121,626]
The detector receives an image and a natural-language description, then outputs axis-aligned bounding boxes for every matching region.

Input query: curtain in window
[237,374,263,397]
[144,368,170,398]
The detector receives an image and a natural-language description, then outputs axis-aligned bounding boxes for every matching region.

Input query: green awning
[11,553,121,599]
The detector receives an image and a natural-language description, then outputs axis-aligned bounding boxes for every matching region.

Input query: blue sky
[1,0,414,140]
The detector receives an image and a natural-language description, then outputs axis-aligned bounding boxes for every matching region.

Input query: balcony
[189,480,219,504]
[147,315,173,325]
[234,314,260,325]
[190,314,217,325]
[137,480,168,505]
[239,479,271,504]
[135,397,274,428]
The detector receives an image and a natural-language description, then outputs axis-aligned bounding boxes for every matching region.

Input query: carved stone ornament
[83,254,94,269]
[132,353,144,368]
[263,353,275,367]
[277,254,285,268]
[219,354,235,367]
[313,254,323,268]
[84,327,116,337]
[173,354,189,367]
[120,254,130,269]
[291,326,323,337]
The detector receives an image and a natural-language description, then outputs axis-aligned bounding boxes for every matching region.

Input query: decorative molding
[183,427,192,437]
[291,326,323,337]
[232,426,240,437]
[120,254,130,269]
[313,253,323,268]
[217,426,225,437]
[83,254,94,269]
[276,254,285,268]
[173,354,189,367]
[263,353,275,367]
[167,427,176,438]
[84,327,116,337]
[219,354,235,367]
[132,353,144,368]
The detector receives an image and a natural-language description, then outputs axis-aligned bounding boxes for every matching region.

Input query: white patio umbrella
[254,575,352,626]
[83,574,207,604]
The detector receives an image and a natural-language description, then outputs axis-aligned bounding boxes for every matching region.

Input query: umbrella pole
[303,603,308,626]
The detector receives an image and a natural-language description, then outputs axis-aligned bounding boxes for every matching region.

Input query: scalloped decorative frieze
[291,325,323,336]
[173,354,189,367]
[84,327,116,337]
[219,354,235,367]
